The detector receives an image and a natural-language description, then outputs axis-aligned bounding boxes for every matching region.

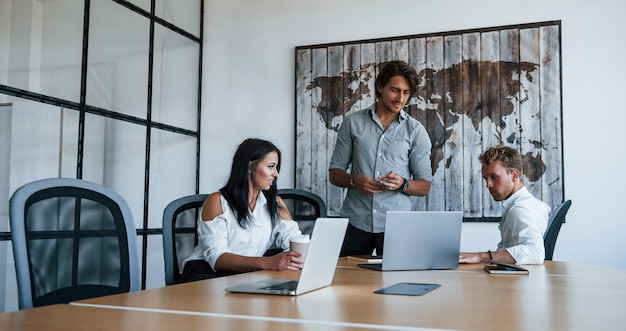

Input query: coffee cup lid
[290,234,310,243]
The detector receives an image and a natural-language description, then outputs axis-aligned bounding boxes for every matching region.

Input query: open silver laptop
[358,211,463,271]
[225,217,348,295]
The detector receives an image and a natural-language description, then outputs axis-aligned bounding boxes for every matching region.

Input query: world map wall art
[294,21,563,221]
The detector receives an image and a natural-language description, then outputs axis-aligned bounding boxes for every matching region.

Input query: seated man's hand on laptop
[458,252,484,264]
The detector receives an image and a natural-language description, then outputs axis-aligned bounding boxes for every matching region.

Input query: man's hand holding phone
[378,171,402,191]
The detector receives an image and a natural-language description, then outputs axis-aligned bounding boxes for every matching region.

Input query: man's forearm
[404,179,431,196]
[329,168,352,188]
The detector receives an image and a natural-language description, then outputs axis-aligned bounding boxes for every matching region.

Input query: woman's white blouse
[183,193,301,271]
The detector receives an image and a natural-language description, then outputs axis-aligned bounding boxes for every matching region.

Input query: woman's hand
[267,251,304,271]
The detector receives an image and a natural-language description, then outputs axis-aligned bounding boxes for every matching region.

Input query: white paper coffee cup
[289,234,310,262]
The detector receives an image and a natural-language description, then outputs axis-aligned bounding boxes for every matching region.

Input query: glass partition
[0,0,83,102]
[87,0,150,117]
[127,0,151,12]
[4,100,79,182]
[82,114,147,231]
[152,23,200,131]
[144,235,165,289]
[1,0,202,306]
[156,0,201,37]
[148,128,197,229]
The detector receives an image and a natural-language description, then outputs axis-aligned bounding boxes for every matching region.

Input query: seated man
[459,146,551,265]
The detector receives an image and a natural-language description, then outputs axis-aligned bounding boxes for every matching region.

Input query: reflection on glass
[152,23,199,131]
[144,235,165,289]
[1,0,202,293]
[155,0,201,37]
[87,0,150,118]
[0,0,83,102]
[0,100,78,188]
[82,113,146,229]
[126,0,151,12]
[148,129,196,228]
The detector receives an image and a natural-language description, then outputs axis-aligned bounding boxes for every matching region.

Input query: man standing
[459,146,551,264]
[329,60,432,256]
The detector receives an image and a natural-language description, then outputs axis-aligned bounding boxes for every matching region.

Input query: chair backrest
[9,177,140,309]
[277,189,327,236]
[543,199,572,261]
[162,194,208,286]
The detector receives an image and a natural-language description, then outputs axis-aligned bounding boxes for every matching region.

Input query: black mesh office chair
[544,199,572,261]
[162,194,208,286]
[9,178,140,309]
[278,188,327,236]
[259,189,327,257]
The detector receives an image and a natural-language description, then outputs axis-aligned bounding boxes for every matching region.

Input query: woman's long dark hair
[220,138,281,228]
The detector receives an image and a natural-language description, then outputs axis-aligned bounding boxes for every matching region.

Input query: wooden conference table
[2,259,626,330]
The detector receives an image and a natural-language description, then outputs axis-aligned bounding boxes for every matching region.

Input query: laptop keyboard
[261,280,299,291]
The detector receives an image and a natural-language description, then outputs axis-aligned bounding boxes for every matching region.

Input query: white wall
[201,0,626,270]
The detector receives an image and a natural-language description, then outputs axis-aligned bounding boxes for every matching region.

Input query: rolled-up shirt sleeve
[408,122,433,182]
[329,114,353,171]
[271,219,303,251]
[195,214,232,271]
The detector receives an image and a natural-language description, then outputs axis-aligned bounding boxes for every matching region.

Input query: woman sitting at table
[179,138,304,283]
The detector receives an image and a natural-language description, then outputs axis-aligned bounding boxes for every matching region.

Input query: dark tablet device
[374,282,441,296]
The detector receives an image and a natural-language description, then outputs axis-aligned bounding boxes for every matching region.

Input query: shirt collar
[398,109,408,120]
[502,186,528,210]
[368,106,408,122]
[249,191,268,214]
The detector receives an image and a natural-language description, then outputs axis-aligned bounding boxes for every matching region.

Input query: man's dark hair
[374,60,419,98]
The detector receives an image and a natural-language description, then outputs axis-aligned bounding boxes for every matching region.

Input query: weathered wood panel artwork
[294,21,563,221]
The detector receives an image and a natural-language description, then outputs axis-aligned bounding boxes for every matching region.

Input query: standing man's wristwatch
[400,178,409,192]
